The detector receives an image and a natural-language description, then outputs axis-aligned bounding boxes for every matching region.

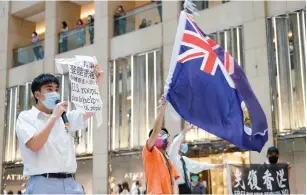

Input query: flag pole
[163,0,198,98]
[163,13,187,98]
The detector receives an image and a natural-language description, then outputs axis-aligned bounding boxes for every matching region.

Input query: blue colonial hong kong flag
[164,11,268,152]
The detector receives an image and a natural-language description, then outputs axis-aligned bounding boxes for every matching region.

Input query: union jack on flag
[178,14,235,88]
[164,11,268,152]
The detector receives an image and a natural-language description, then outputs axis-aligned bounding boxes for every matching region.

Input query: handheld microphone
[55,100,70,127]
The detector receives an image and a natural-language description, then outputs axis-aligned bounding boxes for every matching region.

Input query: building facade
[0,0,305,194]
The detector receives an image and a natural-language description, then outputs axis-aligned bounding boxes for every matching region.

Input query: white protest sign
[55,56,103,127]
[69,58,102,112]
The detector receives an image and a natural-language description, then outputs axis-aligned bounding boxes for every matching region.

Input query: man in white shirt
[168,121,224,194]
[16,65,103,194]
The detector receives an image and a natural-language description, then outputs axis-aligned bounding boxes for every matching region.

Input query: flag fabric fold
[164,11,268,152]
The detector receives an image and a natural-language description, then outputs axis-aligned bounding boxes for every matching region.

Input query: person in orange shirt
[142,96,180,194]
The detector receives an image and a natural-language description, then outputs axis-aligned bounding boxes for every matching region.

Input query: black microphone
[55,100,70,127]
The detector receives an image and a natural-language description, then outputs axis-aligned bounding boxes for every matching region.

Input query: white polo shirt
[16,106,88,176]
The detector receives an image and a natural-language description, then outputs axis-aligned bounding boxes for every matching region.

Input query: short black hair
[31,74,60,103]
[148,128,169,137]
[122,181,130,191]
[88,15,94,23]
[191,173,199,177]
[62,21,68,28]
[32,31,37,36]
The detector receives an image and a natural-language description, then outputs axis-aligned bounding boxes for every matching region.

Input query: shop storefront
[188,146,249,194]
[109,153,145,192]
[183,126,249,194]
[1,164,26,193]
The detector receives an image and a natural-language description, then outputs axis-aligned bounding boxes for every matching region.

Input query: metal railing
[114,2,162,36]
[58,24,94,54]
[13,40,45,67]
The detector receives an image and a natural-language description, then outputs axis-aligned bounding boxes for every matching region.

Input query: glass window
[267,10,306,133]
[180,0,231,11]
[211,27,244,67]
[110,49,162,150]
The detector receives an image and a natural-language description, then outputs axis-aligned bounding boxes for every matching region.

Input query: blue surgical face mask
[181,143,189,154]
[191,175,199,182]
[40,92,60,109]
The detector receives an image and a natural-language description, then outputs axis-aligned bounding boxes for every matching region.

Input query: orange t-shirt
[142,141,180,194]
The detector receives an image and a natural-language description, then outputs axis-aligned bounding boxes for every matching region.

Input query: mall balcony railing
[58,24,94,54]
[113,2,162,37]
[13,40,45,67]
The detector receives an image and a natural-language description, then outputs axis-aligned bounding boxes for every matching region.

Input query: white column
[43,1,57,74]
[0,0,9,189]
[92,1,109,193]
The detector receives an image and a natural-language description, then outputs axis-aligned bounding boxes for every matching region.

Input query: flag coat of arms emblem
[164,11,268,152]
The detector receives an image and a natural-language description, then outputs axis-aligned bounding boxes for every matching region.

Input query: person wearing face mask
[265,146,292,178]
[190,173,206,194]
[114,6,126,36]
[15,65,103,194]
[87,15,94,44]
[142,96,180,194]
[168,121,224,194]
[31,31,42,60]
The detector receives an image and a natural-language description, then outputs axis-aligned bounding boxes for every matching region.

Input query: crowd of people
[59,15,95,53]
[30,14,95,61]
[111,181,146,194]
[30,1,162,59]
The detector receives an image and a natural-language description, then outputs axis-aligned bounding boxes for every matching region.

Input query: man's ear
[34,91,41,101]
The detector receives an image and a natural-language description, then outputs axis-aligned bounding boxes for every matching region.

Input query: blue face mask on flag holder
[181,143,189,154]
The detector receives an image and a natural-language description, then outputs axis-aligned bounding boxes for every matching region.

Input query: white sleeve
[183,156,216,174]
[67,110,88,132]
[167,132,184,159]
[16,112,38,145]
